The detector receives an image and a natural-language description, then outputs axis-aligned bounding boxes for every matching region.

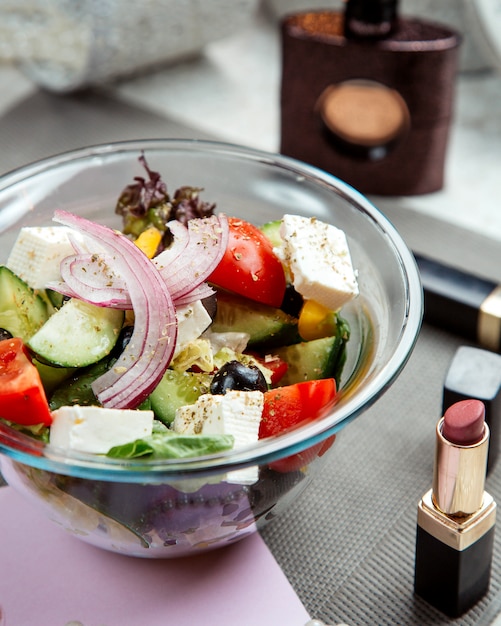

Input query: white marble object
[0,0,260,91]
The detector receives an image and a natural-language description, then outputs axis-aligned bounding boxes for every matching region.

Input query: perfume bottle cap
[344,0,398,37]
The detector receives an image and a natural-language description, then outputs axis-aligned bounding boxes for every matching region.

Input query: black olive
[281,284,303,317]
[210,360,268,395]
[110,325,134,358]
[0,328,13,341]
[202,293,217,320]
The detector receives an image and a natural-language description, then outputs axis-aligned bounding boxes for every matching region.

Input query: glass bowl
[0,139,422,557]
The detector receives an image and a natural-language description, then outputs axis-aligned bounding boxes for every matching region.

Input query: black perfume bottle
[280,0,461,195]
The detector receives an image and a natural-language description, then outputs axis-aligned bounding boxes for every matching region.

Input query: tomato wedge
[259,378,337,439]
[259,378,338,472]
[208,217,286,307]
[0,337,52,426]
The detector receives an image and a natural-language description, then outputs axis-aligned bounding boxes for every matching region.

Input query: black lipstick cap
[443,346,501,474]
[415,254,501,352]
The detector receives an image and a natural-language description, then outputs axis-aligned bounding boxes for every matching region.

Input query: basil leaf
[107,429,234,460]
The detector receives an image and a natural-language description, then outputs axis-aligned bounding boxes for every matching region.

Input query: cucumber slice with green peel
[49,357,153,410]
[49,357,111,409]
[274,333,349,386]
[211,291,300,349]
[35,360,77,395]
[0,266,49,341]
[260,219,283,247]
[149,369,212,425]
[28,298,124,368]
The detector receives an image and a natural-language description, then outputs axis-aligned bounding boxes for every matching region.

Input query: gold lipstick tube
[433,417,489,516]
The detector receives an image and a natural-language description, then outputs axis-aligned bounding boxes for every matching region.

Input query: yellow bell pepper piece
[134,227,163,258]
[298,299,338,341]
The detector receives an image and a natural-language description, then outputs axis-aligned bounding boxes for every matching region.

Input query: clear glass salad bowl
[0,139,422,558]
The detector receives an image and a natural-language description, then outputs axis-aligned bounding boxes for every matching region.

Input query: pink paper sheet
[0,487,310,626]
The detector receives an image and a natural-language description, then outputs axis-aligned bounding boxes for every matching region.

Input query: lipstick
[414,253,501,352]
[414,399,496,618]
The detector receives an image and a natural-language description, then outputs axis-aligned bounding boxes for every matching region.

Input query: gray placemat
[2,88,501,625]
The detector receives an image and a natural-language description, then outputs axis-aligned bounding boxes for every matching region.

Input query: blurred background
[0,0,500,242]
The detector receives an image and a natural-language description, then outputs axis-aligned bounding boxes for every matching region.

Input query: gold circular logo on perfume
[318,80,410,159]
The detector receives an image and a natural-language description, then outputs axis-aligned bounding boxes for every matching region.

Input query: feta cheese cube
[6,226,83,290]
[275,215,359,311]
[49,405,154,454]
[173,390,263,447]
[174,300,212,358]
[173,390,264,484]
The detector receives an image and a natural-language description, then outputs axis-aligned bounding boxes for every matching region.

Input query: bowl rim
[0,138,423,480]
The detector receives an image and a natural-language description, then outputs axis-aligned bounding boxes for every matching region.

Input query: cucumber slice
[149,369,211,425]
[28,298,124,367]
[45,288,67,310]
[35,360,77,395]
[0,266,49,341]
[211,291,300,349]
[260,219,295,290]
[260,219,283,247]
[274,334,348,386]
[49,357,111,409]
[49,357,153,410]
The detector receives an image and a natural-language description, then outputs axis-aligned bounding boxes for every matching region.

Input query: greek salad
[0,155,359,470]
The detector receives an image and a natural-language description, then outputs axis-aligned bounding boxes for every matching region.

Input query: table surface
[2,7,501,626]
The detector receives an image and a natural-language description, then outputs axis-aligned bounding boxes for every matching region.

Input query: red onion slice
[50,211,228,408]
[155,214,229,300]
[50,215,228,310]
[50,254,130,308]
[173,283,215,307]
[53,210,177,409]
